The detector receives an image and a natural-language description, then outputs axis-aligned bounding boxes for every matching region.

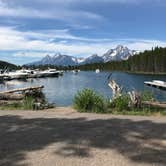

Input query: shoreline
[0,106,165,116]
[0,107,166,118]
[126,71,166,75]
[75,69,166,75]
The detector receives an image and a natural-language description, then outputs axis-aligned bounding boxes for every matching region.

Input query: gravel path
[0,108,165,166]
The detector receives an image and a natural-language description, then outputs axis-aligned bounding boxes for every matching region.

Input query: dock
[144,80,166,90]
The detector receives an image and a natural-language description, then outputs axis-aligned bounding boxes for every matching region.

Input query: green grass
[109,95,130,111]
[0,102,23,110]
[73,88,108,113]
[107,107,166,116]
[22,96,34,110]
[0,96,35,110]
[73,88,166,116]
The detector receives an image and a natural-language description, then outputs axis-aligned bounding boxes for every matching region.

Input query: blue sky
[0,0,166,65]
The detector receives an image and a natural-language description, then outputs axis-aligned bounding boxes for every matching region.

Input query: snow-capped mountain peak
[102,45,136,62]
[53,53,61,58]
[27,45,138,66]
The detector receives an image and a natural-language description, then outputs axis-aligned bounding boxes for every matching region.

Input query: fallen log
[142,101,166,109]
[0,93,24,100]
[0,100,23,105]
[0,86,44,94]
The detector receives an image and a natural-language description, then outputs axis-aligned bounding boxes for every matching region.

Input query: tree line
[0,60,19,70]
[25,47,166,74]
[77,47,166,73]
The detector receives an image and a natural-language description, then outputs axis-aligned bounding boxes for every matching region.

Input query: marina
[0,69,63,81]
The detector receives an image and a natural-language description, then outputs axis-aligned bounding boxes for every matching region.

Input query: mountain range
[27,45,138,66]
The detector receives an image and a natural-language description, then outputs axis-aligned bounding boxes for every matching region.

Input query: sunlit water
[0,71,166,106]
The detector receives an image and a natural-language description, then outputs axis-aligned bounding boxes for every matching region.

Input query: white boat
[72,70,79,74]
[35,69,60,78]
[144,80,166,90]
[95,69,100,73]
[153,80,166,85]
[5,80,25,85]
[56,70,64,76]
[0,69,62,80]
[3,70,29,80]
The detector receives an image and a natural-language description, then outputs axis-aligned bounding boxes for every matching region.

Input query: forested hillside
[78,47,166,73]
[0,60,18,70]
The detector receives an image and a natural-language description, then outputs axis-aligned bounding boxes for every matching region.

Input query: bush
[140,91,154,101]
[73,88,107,113]
[110,95,130,111]
[23,96,34,110]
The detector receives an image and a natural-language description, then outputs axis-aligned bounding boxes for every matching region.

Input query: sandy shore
[0,107,165,166]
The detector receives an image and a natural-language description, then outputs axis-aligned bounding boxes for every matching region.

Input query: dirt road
[0,108,165,166]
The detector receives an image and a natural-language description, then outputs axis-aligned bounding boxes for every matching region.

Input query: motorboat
[95,69,100,73]
[35,69,60,78]
[144,80,166,90]
[3,70,29,80]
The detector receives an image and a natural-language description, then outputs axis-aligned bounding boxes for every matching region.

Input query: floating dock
[144,80,166,90]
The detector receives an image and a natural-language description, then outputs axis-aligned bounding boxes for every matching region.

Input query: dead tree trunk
[108,80,122,99]
[128,91,141,108]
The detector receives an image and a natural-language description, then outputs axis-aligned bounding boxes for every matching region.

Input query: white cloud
[0,0,103,23]
[13,51,54,58]
[25,0,163,4]
[0,26,166,61]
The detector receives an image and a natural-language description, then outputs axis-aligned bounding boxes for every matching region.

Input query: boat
[0,68,63,80]
[144,80,166,90]
[72,70,79,74]
[95,69,100,73]
[3,70,29,80]
[56,70,64,76]
[0,75,4,82]
[34,69,60,78]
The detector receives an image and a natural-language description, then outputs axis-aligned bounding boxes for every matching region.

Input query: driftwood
[0,85,52,110]
[108,80,141,108]
[0,86,44,94]
[108,80,122,99]
[142,101,166,109]
[0,86,44,101]
[0,100,23,105]
[0,93,24,100]
[128,91,141,108]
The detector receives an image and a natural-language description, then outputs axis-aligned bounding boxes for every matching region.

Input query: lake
[0,71,166,106]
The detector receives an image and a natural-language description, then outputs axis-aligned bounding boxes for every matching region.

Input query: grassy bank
[106,108,166,116]
[0,92,55,111]
[73,88,166,116]
[0,97,34,110]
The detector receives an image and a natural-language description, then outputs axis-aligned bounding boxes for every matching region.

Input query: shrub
[23,96,34,110]
[140,91,154,101]
[73,88,106,113]
[110,95,130,111]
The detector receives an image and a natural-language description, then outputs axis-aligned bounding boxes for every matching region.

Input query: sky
[0,0,166,65]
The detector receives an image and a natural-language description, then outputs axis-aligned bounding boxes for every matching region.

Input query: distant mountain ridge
[27,45,138,66]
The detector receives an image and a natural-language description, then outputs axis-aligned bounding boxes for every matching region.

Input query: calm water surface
[0,71,166,106]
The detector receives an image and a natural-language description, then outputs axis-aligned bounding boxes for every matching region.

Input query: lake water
[0,71,166,106]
